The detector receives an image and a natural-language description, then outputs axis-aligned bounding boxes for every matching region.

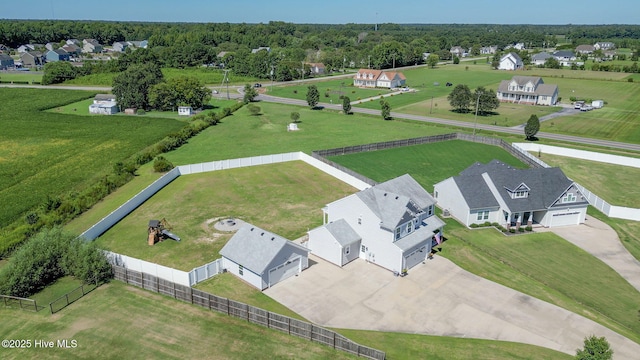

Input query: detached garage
[220,224,309,290]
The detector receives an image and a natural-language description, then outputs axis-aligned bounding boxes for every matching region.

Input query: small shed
[89,102,118,115]
[307,219,361,267]
[178,106,193,116]
[287,123,299,131]
[220,224,309,290]
[124,108,137,115]
[591,100,604,109]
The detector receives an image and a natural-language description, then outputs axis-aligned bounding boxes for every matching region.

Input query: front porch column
[515,212,521,230]
[527,212,533,226]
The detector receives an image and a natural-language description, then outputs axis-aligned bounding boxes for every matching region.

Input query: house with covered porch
[353,69,406,89]
[307,174,445,273]
[433,160,588,228]
[496,76,558,106]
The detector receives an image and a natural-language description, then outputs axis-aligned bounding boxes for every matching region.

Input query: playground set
[147,218,181,245]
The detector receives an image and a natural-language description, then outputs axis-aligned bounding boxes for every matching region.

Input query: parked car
[254,83,262,88]
[580,105,593,111]
[574,101,585,109]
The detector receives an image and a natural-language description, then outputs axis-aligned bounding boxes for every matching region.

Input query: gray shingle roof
[532,52,553,61]
[356,174,435,230]
[455,160,574,212]
[324,219,361,246]
[394,215,445,251]
[220,224,308,275]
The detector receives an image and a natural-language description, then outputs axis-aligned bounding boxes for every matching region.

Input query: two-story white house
[433,160,588,229]
[307,174,445,274]
[353,69,406,89]
[498,52,523,70]
[496,76,558,106]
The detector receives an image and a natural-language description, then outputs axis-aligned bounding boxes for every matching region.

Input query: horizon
[2,0,638,25]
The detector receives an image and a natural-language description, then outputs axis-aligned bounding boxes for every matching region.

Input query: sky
[2,0,638,25]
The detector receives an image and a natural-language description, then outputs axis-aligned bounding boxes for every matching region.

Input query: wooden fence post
[227,298,230,315]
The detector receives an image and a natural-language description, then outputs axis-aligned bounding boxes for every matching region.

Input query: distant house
[353,69,406,88]
[82,39,103,53]
[177,106,193,116]
[505,42,525,50]
[62,44,81,57]
[126,40,148,49]
[89,94,118,115]
[0,44,9,53]
[496,76,558,106]
[575,45,595,55]
[220,224,310,290]
[112,41,129,52]
[531,52,553,66]
[308,174,445,273]
[251,46,271,54]
[46,49,70,62]
[307,62,326,75]
[45,42,58,51]
[594,42,615,50]
[480,45,498,55]
[0,54,15,70]
[498,52,523,70]
[66,39,81,46]
[433,160,588,228]
[17,44,37,53]
[20,51,44,67]
[450,46,466,58]
[552,50,576,66]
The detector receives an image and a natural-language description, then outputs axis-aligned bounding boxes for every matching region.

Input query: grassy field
[0,88,185,229]
[268,77,390,104]
[0,71,42,83]
[537,153,640,207]
[589,207,640,262]
[95,161,357,271]
[29,276,85,307]
[328,140,527,192]
[0,281,359,360]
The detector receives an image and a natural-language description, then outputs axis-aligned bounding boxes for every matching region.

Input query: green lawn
[589,207,640,263]
[0,71,42,83]
[328,139,527,192]
[65,67,260,86]
[537,153,640,207]
[194,272,307,321]
[268,78,390,104]
[0,281,359,360]
[28,276,85,308]
[95,161,358,271]
[0,88,184,231]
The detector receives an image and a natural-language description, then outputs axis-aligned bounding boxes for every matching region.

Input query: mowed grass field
[327,144,640,343]
[64,67,260,86]
[95,161,358,271]
[328,139,528,192]
[0,71,43,83]
[0,88,185,228]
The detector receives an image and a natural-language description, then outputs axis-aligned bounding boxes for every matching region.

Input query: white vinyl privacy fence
[513,143,640,221]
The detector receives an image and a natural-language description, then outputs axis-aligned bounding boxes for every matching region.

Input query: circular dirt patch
[212,217,246,232]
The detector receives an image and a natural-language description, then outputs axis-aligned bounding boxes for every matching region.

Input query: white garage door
[550,211,581,227]
[404,246,427,270]
[268,257,301,287]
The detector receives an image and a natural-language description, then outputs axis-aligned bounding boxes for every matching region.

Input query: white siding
[223,257,263,289]
[307,226,342,266]
[434,178,472,226]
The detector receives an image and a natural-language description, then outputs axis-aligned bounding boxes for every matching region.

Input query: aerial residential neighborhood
[1,3,640,360]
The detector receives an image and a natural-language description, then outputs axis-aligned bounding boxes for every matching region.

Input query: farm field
[268,77,389,104]
[95,161,358,271]
[327,139,528,192]
[0,88,184,230]
[0,71,42,83]
[64,67,260,86]
[327,143,640,343]
[538,153,640,207]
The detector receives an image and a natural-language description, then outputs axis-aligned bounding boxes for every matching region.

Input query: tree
[453,56,460,64]
[474,86,500,115]
[491,52,502,69]
[290,111,300,123]
[306,84,319,109]
[243,83,258,103]
[149,76,211,111]
[380,99,391,120]
[575,335,613,360]
[427,54,439,68]
[447,84,472,113]
[544,57,561,69]
[342,96,352,114]
[524,114,540,140]
[42,61,77,85]
[112,63,163,110]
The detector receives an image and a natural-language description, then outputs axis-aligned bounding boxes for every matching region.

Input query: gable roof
[324,219,361,246]
[501,52,522,62]
[531,52,553,61]
[576,44,595,52]
[553,50,575,58]
[455,160,575,212]
[220,224,308,275]
[356,174,435,230]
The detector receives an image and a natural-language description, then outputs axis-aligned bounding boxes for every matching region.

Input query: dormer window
[406,221,413,234]
[514,190,528,198]
[395,227,401,240]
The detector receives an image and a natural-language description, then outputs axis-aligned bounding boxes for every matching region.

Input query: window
[358,216,362,225]
[514,190,528,198]
[361,245,367,253]
[562,193,577,203]
[406,221,413,234]
[477,210,489,221]
[239,265,244,276]
[395,227,401,241]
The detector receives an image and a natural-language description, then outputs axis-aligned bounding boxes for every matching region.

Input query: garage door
[268,257,301,287]
[550,211,581,227]
[404,246,427,270]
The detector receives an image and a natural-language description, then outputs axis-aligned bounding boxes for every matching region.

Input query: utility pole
[222,70,230,99]
[473,93,480,138]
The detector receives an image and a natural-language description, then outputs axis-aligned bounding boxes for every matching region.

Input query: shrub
[153,156,174,172]
[136,109,146,115]
[324,92,330,98]
[518,227,525,232]
[525,225,533,232]
[509,228,516,233]
[470,223,479,228]
[628,78,634,82]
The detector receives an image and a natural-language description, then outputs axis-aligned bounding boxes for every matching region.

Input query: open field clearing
[0,71,42,83]
[328,140,527,191]
[65,67,260,86]
[0,88,184,228]
[538,153,640,207]
[0,281,359,360]
[95,161,357,271]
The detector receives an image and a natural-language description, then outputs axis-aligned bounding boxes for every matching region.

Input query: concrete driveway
[266,251,640,357]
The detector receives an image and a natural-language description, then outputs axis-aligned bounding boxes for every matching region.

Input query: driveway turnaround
[538,216,640,292]
[265,253,640,357]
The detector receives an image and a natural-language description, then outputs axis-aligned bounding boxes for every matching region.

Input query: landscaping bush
[518,227,525,232]
[136,109,146,115]
[153,156,174,172]
[470,223,479,228]
[509,228,516,233]
[525,225,533,232]
[0,227,112,297]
